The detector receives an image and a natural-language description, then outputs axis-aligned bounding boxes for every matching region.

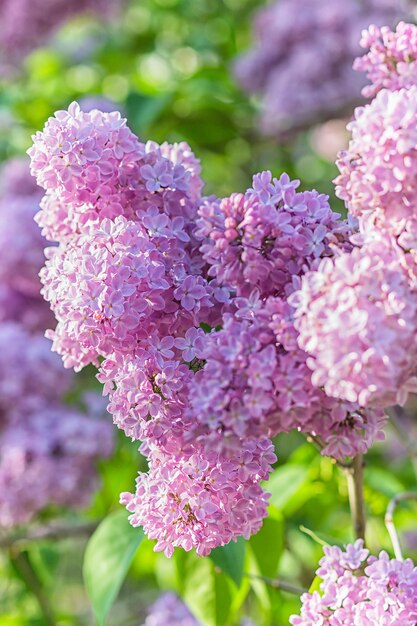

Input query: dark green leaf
[250,515,284,578]
[209,537,245,587]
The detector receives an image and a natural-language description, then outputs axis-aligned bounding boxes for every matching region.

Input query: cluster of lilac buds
[234,0,401,136]
[0,158,112,528]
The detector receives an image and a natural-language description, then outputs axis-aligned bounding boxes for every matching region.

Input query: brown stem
[0,520,99,549]
[385,492,417,561]
[345,454,366,542]
[9,549,56,626]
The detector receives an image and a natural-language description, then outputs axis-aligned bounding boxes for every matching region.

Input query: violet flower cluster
[234,0,401,136]
[0,0,119,70]
[30,98,392,557]
[292,21,417,410]
[290,540,417,625]
[0,157,112,528]
[142,592,199,626]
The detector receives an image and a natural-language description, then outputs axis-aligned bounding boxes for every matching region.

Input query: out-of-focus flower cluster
[0,158,112,528]
[30,98,396,557]
[142,593,199,626]
[290,540,417,625]
[0,0,119,71]
[293,21,417,411]
[234,0,401,136]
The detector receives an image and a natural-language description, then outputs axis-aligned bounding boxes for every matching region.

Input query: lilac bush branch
[0,520,100,549]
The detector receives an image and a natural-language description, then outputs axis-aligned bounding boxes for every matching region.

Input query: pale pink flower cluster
[291,239,417,407]
[290,540,417,625]
[293,21,417,410]
[354,21,417,98]
[335,86,417,238]
[122,438,274,557]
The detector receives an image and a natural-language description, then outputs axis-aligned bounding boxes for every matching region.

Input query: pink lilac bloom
[29,102,204,245]
[290,540,417,625]
[121,437,275,558]
[0,0,119,70]
[335,85,417,240]
[142,593,199,626]
[0,404,113,527]
[354,21,417,98]
[234,0,401,136]
[196,171,349,299]
[40,215,218,371]
[290,237,417,408]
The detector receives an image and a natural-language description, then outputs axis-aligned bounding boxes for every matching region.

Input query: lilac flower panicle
[290,540,417,625]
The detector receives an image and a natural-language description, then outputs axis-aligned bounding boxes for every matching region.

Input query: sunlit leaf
[83,510,144,626]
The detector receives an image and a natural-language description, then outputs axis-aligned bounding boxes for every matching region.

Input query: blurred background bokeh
[1,1,417,625]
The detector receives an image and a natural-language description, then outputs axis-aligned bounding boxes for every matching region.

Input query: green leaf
[267,465,307,511]
[209,537,246,587]
[308,575,322,594]
[83,510,144,626]
[182,557,234,626]
[250,515,284,578]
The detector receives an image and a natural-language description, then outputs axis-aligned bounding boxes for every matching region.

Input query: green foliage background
[0,1,416,625]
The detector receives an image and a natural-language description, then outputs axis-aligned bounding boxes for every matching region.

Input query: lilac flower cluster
[293,21,417,409]
[30,98,398,555]
[290,540,417,625]
[0,0,118,70]
[31,103,273,556]
[142,593,199,626]
[0,158,113,527]
[354,21,417,97]
[291,238,417,408]
[234,0,401,136]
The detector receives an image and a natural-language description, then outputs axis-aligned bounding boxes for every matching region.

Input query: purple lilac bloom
[0,0,119,70]
[234,0,401,136]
